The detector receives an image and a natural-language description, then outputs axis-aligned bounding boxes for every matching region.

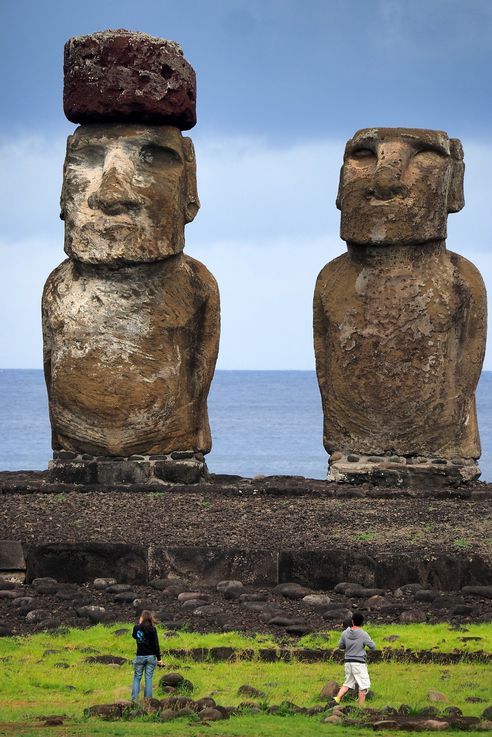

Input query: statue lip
[363,194,407,205]
[84,218,136,229]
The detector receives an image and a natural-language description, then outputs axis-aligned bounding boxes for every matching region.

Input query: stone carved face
[337,128,464,246]
[61,124,199,265]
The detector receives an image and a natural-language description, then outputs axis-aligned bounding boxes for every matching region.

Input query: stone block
[96,461,152,485]
[150,546,278,586]
[25,543,147,584]
[64,30,196,128]
[48,460,97,484]
[327,456,477,488]
[278,549,492,590]
[153,460,204,484]
[0,541,25,571]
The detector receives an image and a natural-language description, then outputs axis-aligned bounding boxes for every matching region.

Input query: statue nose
[368,163,409,201]
[88,165,143,215]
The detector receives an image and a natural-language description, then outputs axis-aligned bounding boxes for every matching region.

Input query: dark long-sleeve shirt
[132,624,161,660]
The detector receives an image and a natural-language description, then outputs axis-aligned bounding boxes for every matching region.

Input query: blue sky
[1,0,491,369]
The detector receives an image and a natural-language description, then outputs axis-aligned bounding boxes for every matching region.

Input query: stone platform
[328,454,481,487]
[49,451,207,485]
[1,471,491,592]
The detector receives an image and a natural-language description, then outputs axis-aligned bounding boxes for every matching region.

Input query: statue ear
[182,136,200,223]
[448,138,464,213]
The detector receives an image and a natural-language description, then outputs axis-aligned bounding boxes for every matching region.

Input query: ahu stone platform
[0,472,490,593]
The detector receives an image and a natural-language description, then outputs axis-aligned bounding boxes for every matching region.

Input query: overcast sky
[1,0,491,369]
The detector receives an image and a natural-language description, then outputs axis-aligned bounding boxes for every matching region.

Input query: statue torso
[314,246,485,457]
[43,253,218,455]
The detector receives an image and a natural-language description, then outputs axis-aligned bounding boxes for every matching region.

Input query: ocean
[0,369,491,481]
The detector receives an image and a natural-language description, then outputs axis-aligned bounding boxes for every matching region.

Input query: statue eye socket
[414,146,446,159]
[351,148,376,161]
[68,145,105,166]
[139,145,182,167]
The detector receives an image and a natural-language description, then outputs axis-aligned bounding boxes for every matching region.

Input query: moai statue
[314,128,487,486]
[43,31,220,485]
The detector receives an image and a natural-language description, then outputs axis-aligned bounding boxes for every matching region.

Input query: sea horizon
[1,368,491,482]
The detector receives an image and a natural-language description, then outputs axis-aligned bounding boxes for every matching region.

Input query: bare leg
[335,685,349,702]
[358,689,367,707]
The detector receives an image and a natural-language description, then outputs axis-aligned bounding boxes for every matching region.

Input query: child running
[334,612,375,707]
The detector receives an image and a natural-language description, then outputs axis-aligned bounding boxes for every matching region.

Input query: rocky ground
[1,472,491,637]
[1,473,491,558]
[1,574,492,639]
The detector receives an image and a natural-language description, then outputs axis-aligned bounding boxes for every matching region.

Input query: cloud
[0,132,492,370]
[0,135,65,241]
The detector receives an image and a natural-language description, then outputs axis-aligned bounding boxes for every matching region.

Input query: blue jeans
[131,655,156,701]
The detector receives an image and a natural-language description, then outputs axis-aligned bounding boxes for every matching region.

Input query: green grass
[2,622,490,656]
[0,624,490,736]
[12,620,485,653]
[3,723,490,737]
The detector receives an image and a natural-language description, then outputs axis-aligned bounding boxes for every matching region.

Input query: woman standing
[131,610,162,702]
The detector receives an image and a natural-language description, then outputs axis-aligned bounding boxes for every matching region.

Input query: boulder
[302,594,332,610]
[113,592,137,603]
[216,580,244,599]
[428,690,448,703]
[76,605,107,623]
[421,720,450,731]
[159,673,184,688]
[93,578,117,590]
[399,610,427,623]
[25,609,51,623]
[238,684,265,698]
[319,680,339,699]
[274,582,311,599]
[193,604,223,617]
[199,707,227,721]
[177,591,208,602]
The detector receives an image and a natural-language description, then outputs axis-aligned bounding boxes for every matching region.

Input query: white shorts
[343,662,371,691]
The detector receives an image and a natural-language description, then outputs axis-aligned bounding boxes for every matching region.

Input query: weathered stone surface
[302,594,332,610]
[274,582,312,599]
[93,577,117,590]
[199,707,227,721]
[25,609,51,623]
[64,30,196,129]
[76,605,107,623]
[319,680,339,699]
[26,543,147,584]
[48,460,97,484]
[84,702,127,719]
[314,128,486,484]
[428,689,448,702]
[399,610,427,623]
[216,580,244,599]
[462,586,492,598]
[326,454,479,487]
[43,235,219,458]
[153,460,204,485]
[0,541,25,571]
[151,547,278,586]
[43,36,219,468]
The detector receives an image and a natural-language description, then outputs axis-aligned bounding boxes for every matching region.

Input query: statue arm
[313,274,330,400]
[41,274,56,449]
[192,270,220,453]
[453,254,487,393]
[195,276,220,399]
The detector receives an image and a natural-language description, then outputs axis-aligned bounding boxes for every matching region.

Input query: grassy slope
[0,624,490,736]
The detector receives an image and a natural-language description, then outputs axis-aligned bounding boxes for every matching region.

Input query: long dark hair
[139,609,155,627]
